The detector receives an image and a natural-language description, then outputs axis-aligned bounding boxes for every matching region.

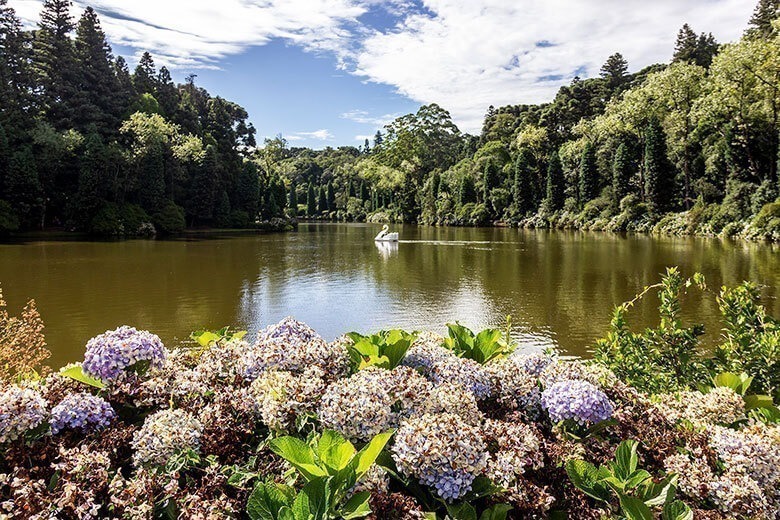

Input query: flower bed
[1,294,779,518]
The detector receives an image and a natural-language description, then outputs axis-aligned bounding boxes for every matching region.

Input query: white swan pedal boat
[374,224,399,242]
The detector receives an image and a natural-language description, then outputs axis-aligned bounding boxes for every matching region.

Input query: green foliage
[442,322,514,364]
[253,430,393,519]
[545,151,565,212]
[565,440,690,519]
[594,268,708,394]
[345,329,417,371]
[153,200,186,234]
[578,142,599,207]
[0,200,19,234]
[58,363,105,389]
[190,327,247,354]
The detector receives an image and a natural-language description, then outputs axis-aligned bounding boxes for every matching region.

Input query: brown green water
[1,223,779,367]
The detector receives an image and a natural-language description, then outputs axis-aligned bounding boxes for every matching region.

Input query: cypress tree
[0,1,33,133]
[187,144,218,224]
[431,170,441,199]
[289,182,298,213]
[348,179,356,198]
[155,66,178,117]
[133,51,157,95]
[578,142,598,207]
[612,142,632,211]
[215,190,231,227]
[0,123,8,199]
[6,146,43,228]
[307,183,316,216]
[236,161,259,218]
[545,151,565,211]
[138,145,166,214]
[483,161,499,213]
[318,185,327,214]
[644,118,675,214]
[359,181,369,201]
[72,132,106,229]
[33,0,79,129]
[326,181,335,211]
[513,148,536,216]
[459,175,477,205]
[745,0,779,39]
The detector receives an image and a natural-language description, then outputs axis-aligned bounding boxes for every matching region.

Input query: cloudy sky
[10,0,756,147]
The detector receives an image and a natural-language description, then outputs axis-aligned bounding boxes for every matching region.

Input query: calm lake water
[1,223,779,367]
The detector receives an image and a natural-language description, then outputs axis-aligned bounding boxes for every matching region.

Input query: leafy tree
[578,142,599,206]
[545,151,565,211]
[289,182,298,213]
[644,118,675,214]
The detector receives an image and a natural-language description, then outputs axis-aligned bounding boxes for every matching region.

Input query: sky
[10,0,757,149]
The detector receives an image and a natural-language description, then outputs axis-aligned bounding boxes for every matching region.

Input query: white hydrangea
[132,409,203,468]
[250,366,326,431]
[0,385,48,444]
[318,372,395,442]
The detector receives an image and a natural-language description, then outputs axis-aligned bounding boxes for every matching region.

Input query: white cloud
[354,134,374,142]
[287,129,335,141]
[352,0,756,132]
[9,0,756,132]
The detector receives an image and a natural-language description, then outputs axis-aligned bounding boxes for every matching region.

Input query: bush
[229,210,250,228]
[469,203,490,226]
[89,203,124,236]
[456,202,476,224]
[119,204,152,235]
[153,201,186,234]
[0,200,20,234]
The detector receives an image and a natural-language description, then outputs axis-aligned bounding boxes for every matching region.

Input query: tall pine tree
[745,0,779,39]
[612,142,633,211]
[545,151,565,211]
[307,183,316,216]
[644,118,675,214]
[513,148,537,217]
[578,142,598,207]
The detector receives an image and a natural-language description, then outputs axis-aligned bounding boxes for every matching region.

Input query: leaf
[618,494,653,520]
[479,503,513,520]
[341,491,372,519]
[191,330,221,348]
[474,328,504,363]
[641,474,677,507]
[317,430,355,473]
[247,482,293,520]
[353,430,394,479]
[564,459,611,502]
[58,364,105,389]
[268,437,327,481]
[623,469,652,491]
[662,500,693,520]
[612,440,639,481]
[445,502,477,520]
[744,394,775,410]
[713,372,752,395]
[296,479,330,520]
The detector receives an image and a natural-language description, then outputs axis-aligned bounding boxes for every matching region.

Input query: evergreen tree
[133,51,157,95]
[307,183,316,216]
[113,56,134,116]
[326,181,335,211]
[363,138,370,155]
[138,145,166,214]
[612,142,632,210]
[187,144,218,224]
[348,179,356,198]
[482,161,499,213]
[459,175,477,205]
[745,0,779,39]
[0,1,33,133]
[155,66,178,117]
[214,190,231,227]
[673,24,698,63]
[644,118,675,214]
[600,53,628,91]
[359,181,369,201]
[578,142,599,207]
[289,182,298,213]
[373,131,383,150]
[6,146,43,228]
[0,123,8,199]
[318,184,327,214]
[513,148,536,216]
[71,131,106,229]
[73,7,118,133]
[236,161,259,218]
[33,0,78,129]
[545,151,565,211]
[431,170,441,199]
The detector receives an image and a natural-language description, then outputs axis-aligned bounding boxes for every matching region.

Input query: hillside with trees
[2,0,779,240]
[271,0,780,241]
[0,0,290,236]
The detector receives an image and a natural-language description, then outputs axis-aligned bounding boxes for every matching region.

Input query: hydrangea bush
[1,315,778,520]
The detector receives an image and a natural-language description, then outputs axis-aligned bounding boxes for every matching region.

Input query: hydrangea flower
[132,409,202,467]
[51,393,115,434]
[250,366,326,431]
[392,413,488,502]
[482,419,544,488]
[318,371,395,442]
[429,357,492,400]
[422,383,483,425]
[513,351,555,377]
[658,387,746,427]
[83,326,166,383]
[486,357,541,412]
[401,332,456,374]
[541,379,614,426]
[243,318,349,381]
[710,424,780,504]
[0,385,48,443]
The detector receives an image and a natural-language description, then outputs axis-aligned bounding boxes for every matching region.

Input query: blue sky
[11,0,756,148]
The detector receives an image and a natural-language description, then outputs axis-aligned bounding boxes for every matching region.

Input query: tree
[187,144,218,225]
[318,184,327,214]
[482,160,499,214]
[236,161,260,219]
[513,148,537,216]
[73,7,119,133]
[6,147,43,228]
[326,181,335,211]
[673,23,719,67]
[33,0,78,129]
[612,142,633,210]
[307,183,316,216]
[373,130,383,150]
[289,182,298,213]
[545,151,565,211]
[600,53,629,91]
[578,142,599,207]
[459,175,477,205]
[644,118,675,214]
[0,1,33,133]
[133,51,157,95]
[745,0,779,39]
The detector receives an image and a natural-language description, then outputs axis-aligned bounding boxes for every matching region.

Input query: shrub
[469,203,490,226]
[153,201,186,234]
[89,202,124,236]
[0,286,50,383]
[0,200,19,234]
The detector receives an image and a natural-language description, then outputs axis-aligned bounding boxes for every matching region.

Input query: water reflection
[0,223,777,366]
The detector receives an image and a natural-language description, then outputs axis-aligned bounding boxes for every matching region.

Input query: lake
[1,223,779,367]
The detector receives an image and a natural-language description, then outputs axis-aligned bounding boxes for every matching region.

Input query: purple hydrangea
[541,379,614,426]
[0,386,48,444]
[50,393,115,434]
[257,317,323,345]
[83,326,166,383]
[518,352,555,377]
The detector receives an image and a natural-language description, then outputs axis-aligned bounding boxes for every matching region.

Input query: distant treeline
[273,0,780,240]
[0,0,288,236]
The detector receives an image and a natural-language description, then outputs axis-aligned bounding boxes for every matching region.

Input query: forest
[1,0,780,240]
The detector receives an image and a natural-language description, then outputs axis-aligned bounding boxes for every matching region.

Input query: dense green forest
[0,0,289,236]
[1,0,780,239]
[269,0,780,240]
